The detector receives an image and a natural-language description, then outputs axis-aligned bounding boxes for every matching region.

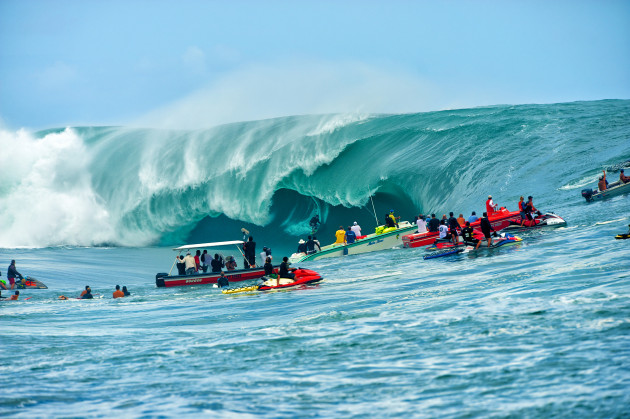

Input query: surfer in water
[217,271,229,288]
[309,214,320,233]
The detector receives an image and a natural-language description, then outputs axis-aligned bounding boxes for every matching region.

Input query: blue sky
[1,0,629,129]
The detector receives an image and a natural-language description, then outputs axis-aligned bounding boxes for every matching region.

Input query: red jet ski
[222,268,322,294]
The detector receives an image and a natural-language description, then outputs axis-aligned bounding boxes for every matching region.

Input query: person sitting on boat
[346,226,357,244]
[225,256,237,271]
[201,250,209,273]
[468,211,479,223]
[620,168,630,184]
[217,271,229,288]
[457,214,466,227]
[279,257,296,280]
[309,214,320,231]
[427,214,440,232]
[461,221,479,247]
[184,252,197,275]
[211,254,225,273]
[9,290,19,300]
[476,212,495,249]
[416,214,427,234]
[598,170,607,191]
[438,220,450,240]
[264,257,274,276]
[313,236,321,250]
[486,195,498,216]
[113,285,124,299]
[175,255,186,275]
[335,226,346,244]
[306,236,320,254]
[448,212,460,245]
[297,239,308,253]
[259,247,270,266]
[351,221,362,238]
[388,210,400,228]
[122,286,130,296]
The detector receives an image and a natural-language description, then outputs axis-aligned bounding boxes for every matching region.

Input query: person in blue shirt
[468,211,479,223]
[345,226,357,244]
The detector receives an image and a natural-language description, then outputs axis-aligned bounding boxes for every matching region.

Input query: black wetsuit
[386,217,396,228]
[211,258,224,273]
[306,239,320,253]
[244,241,256,268]
[448,217,459,236]
[428,218,440,232]
[217,276,229,288]
[279,261,295,280]
[297,242,307,253]
[176,260,186,275]
[480,217,494,238]
[264,262,274,276]
[81,292,93,299]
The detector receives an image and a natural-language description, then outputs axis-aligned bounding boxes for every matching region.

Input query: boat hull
[582,180,630,202]
[289,222,417,263]
[155,267,267,288]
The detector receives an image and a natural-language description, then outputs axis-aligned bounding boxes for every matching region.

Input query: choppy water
[1,100,630,417]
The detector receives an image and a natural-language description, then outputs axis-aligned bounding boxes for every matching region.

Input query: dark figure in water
[243,236,256,268]
[81,288,94,299]
[217,271,229,288]
[122,286,130,296]
[309,214,320,231]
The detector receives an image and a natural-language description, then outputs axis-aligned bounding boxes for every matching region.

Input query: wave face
[1,100,629,248]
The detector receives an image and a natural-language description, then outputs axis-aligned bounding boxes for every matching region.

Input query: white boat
[582,180,630,202]
[289,221,417,263]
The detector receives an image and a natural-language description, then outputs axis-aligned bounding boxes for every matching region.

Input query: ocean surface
[1,100,629,418]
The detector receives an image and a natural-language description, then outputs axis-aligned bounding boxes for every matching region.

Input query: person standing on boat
[7,260,23,290]
[243,236,256,268]
[211,254,225,273]
[385,214,396,228]
[598,170,607,191]
[335,226,346,244]
[524,196,538,221]
[476,212,495,249]
[201,250,209,273]
[416,215,427,234]
[468,211,479,223]
[183,252,197,275]
[346,226,357,244]
[351,221,362,238]
[388,210,400,228]
[486,195,498,216]
[176,255,186,275]
[260,247,269,266]
[306,236,320,254]
[620,168,630,184]
[448,212,460,245]
[518,196,526,221]
[427,214,440,232]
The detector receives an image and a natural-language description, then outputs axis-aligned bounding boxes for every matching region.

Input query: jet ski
[0,276,48,290]
[501,212,567,231]
[426,232,522,251]
[222,268,322,294]
[615,225,630,240]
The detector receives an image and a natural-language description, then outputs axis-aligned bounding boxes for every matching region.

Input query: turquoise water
[1,100,629,417]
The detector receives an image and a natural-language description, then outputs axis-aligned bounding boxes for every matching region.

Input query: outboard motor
[581,188,594,202]
[155,273,168,288]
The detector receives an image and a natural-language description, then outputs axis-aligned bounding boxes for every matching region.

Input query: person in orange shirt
[9,290,19,300]
[113,285,125,298]
[457,213,466,227]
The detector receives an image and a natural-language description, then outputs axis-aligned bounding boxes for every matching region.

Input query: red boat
[155,240,269,288]
[258,268,322,290]
[402,208,520,249]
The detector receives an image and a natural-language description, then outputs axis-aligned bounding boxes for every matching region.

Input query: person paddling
[113,285,124,299]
